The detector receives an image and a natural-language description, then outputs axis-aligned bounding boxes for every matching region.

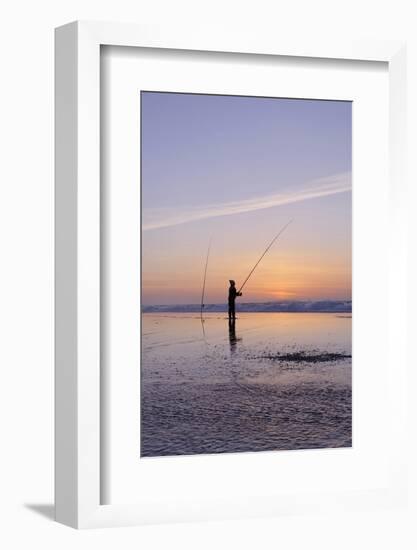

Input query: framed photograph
[55,21,407,528]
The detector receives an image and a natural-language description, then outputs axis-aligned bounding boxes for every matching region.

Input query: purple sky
[141,92,352,305]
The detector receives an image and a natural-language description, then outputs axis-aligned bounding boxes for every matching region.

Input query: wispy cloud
[142,172,351,231]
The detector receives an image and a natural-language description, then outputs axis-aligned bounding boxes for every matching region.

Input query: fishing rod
[237,219,293,294]
[200,238,212,320]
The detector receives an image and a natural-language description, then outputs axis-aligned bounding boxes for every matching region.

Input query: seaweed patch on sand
[259,351,351,364]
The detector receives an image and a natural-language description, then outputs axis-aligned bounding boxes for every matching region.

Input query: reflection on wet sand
[228,320,242,354]
[141,312,352,457]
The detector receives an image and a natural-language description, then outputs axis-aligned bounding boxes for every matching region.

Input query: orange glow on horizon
[142,227,351,305]
[142,255,351,305]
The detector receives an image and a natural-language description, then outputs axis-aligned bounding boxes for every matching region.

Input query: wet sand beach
[141,312,352,457]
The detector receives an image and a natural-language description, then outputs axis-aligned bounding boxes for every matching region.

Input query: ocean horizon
[142,299,352,314]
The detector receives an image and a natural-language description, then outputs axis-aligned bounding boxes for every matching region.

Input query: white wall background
[0,1,416,548]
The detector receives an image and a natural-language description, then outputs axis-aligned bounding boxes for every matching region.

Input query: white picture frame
[55,21,407,529]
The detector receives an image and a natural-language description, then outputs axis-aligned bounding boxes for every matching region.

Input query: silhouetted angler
[228,280,242,322]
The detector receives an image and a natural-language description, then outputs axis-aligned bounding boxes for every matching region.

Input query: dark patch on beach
[259,351,351,363]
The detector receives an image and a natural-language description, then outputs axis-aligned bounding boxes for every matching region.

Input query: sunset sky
[141,92,351,306]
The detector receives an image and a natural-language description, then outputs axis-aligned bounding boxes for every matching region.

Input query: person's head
[229,280,235,287]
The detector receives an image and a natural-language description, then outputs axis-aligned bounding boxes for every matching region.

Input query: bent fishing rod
[237,219,293,294]
[200,238,212,320]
